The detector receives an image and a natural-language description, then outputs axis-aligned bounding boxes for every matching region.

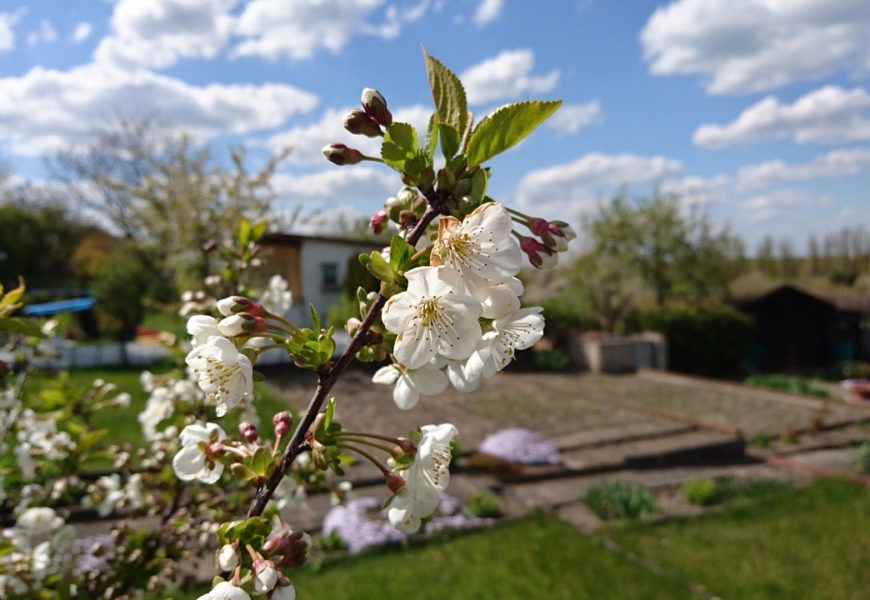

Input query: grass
[24,365,290,452]
[165,514,692,600]
[142,309,187,338]
[744,374,829,397]
[610,478,870,599]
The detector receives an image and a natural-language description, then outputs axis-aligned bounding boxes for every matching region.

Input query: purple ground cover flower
[478,428,560,465]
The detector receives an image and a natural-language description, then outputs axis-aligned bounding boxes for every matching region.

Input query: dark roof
[260,232,384,248]
[735,284,862,317]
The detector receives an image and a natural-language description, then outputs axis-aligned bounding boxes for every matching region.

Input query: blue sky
[1,0,869,251]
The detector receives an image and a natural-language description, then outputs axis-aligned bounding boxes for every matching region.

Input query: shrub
[584,482,656,520]
[843,361,870,380]
[463,492,503,518]
[532,349,569,371]
[91,248,148,342]
[745,374,829,397]
[680,477,718,506]
[630,303,752,376]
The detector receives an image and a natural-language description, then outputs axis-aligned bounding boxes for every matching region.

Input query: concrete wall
[569,333,667,373]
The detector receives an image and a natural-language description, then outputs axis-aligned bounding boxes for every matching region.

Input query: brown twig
[246,205,440,517]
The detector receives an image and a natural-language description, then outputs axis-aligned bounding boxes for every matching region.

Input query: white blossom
[260,274,293,316]
[186,315,223,347]
[432,202,521,289]
[197,581,251,600]
[186,336,254,416]
[172,422,227,484]
[254,561,279,593]
[372,363,448,410]
[272,584,297,600]
[387,423,458,534]
[218,544,239,572]
[382,266,481,369]
[468,307,545,378]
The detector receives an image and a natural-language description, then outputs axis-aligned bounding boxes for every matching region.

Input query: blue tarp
[22,297,94,316]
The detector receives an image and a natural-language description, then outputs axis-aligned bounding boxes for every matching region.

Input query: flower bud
[239,421,258,443]
[361,88,392,126]
[217,296,263,317]
[218,313,266,336]
[396,437,417,455]
[396,186,417,204]
[253,558,279,593]
[518,235,558,269]
[272,583,297,600]
[529,217,550,237]
[370,209,388,234]
[549,220,577,241]
[343,109,382,137]
[385,471,407,494]
[218,543,239,572]
[322,143,364,166]
[263,527,310,568]
[273,411,292,437]
[345,317,362,336]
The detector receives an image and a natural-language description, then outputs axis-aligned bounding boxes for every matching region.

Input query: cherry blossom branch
[246,204,440,517]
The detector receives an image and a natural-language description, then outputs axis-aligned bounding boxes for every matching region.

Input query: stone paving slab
[551,422,695,451]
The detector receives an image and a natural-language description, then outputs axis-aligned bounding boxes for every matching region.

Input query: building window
[321,263,339,290]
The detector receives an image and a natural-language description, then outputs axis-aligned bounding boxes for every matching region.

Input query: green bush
[630,303,752,376]
[843,361,870,380]
[584,481,656,520]
[463,491,503,518]
[745,374,829,397]
[92,249,148,342]
[532,350,569,371]
[680,477,718,506]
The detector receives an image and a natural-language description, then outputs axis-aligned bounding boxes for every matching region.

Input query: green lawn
[167,514,692,600]
[610,478,870,600]
[25,366,290,451]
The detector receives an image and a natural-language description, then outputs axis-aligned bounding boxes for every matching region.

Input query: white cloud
[71,21,92,43]
[0,9,25,53]
[546,101,602,135]
[0,63,318,156]
[694,86,870,148]
[94,0,235,69]
[266,104,431,166]
[461,49,560,105]
[232,0,407,61]
[272,167,395,205]
[660,174,732,206]
[740,189,835,223]
[473,0,503,27]
[736,147,870,189]
[26,19,57,46]
[641,0,870,94]
[515,152,683,215]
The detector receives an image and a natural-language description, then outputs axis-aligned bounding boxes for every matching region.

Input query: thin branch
[246,205,440,517]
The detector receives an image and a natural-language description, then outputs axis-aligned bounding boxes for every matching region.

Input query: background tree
[584,194,738,306]
[53,118,289,295]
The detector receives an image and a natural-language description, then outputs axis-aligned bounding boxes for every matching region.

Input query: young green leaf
[465,100,562,167]
[389,235,414,272]
[422,49,468,140]
[381,122,418,171]
[236,217,252,246]
[424,113,439,159]
[439,123,461,160]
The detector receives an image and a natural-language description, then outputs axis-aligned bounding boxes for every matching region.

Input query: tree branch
[246,205,440,517]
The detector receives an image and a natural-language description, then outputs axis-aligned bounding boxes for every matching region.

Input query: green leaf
[236,217,252,246]
[309,303,321,331]
[423,49,468,140]
[465,100,562,167]
[251,220,268,241]
[249,447,274,478]
[364,250,395,283]
[0,317,44,337]
[439,123,461,160]
[424,113,439,159]
[0,277,25,308]
[389,235,414,272]
[381,122,418,172]
[323,397,336,431]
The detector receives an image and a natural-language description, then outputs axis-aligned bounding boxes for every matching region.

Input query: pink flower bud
[361,88,392,126]
[272,411,292,437]
[386,471,407,494]
[549,220,577,240]
[263,527,310,567]
[239,422,258,443]
[343,109,382,137]
[322,143,364,166]
[218,313,266,336]
[370,209,388,234]
[529,217,550,237]
[216,296,264,317]
[518,235,558,269]
[396,437,417,455]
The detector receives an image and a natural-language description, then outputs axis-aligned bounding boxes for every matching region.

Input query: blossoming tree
[0,51,573,599]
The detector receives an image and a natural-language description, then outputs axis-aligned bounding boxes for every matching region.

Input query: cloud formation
[71,22,93,44]
[546,101,602,135]
[0,63,318,155]
[473,0,503,27]
[461,49,559,105]
[641,0,870,94]
[694,86,870,148]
